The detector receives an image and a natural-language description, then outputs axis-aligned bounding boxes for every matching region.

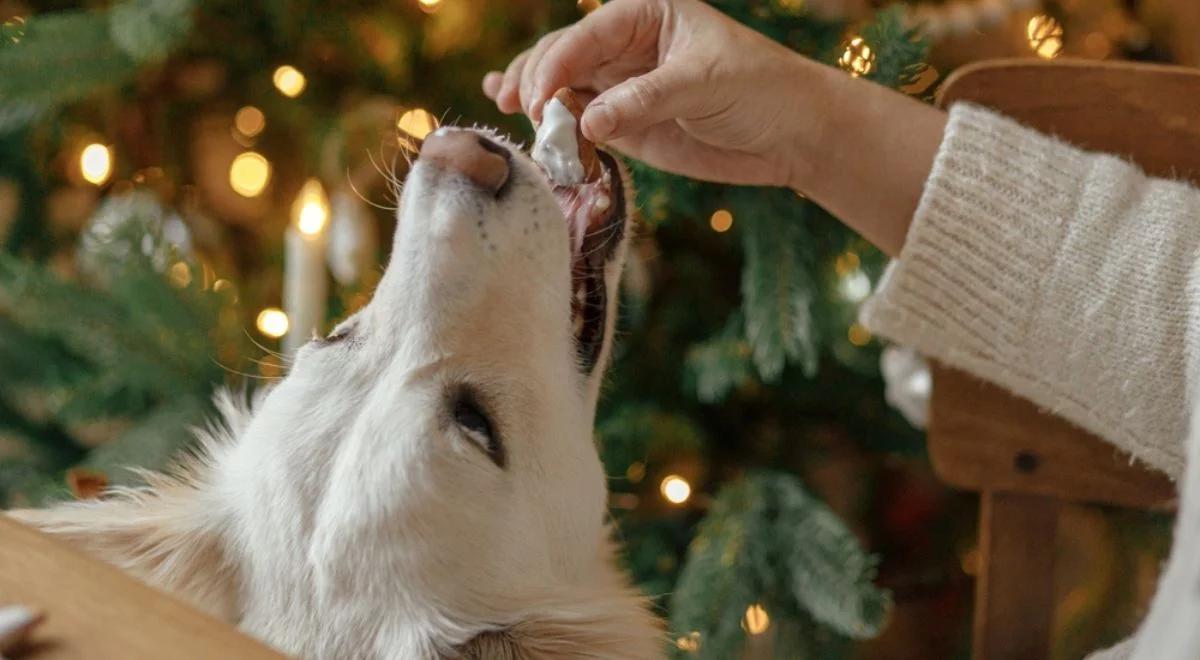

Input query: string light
[848,322,872,347]
[626,461,646,484]
[839,36,875,78]
[834,251,861,276]
[293,178,330,236]
[675,631,701,652]
[577,0,602,13]
[257,308,290,338]
[709,209,733,233]
[660,475,692,505]
[273,65,307,97]
[839,269,872,303]
[1026,15,1064,59]
[2,16,25,44]
[79,144,113,186]
[168,261,192,288]
[418,0,442,13]
[397,108,439,149]
[234,106,266,138]
[742,604,770,635]
[229,151,271,197]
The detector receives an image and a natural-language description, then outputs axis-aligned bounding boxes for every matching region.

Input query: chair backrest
[928,58,1200,510]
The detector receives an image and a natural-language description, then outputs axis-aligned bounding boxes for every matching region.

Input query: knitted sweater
[861,103,1200,659]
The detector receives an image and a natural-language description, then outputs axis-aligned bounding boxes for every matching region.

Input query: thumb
[581,66,696,142]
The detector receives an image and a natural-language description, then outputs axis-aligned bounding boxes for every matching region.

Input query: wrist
[781,54,840,193]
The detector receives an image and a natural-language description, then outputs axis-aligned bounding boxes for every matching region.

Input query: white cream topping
[533,97,585,186]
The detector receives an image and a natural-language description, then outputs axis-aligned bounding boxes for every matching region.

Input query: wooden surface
[938,59,1200,181]
[972,492,1059,660]
[0,516,283,660]
[929,364,1177,510]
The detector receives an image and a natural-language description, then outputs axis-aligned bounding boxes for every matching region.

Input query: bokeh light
[256,308,290,338]
[660,474,692,505]
[80,143,113,186]
[229,151,271,197]
[272,65,307,97]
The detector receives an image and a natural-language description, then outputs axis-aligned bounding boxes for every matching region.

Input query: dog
[9,127,663,659]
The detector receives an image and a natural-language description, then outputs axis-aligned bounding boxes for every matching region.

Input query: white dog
[10,127,663,659]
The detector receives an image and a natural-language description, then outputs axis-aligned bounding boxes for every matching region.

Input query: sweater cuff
[860,103,1185,477]
[862,102,1087,383]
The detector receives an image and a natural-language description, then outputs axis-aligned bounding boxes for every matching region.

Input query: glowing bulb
[397,108,438,140]
[234,106,266,138]
[418,0,442,12]
[293,178,330,236]
[577,0,601,13]
[839,36,875,78]
[257,308,290,338]
[80,144,113,186]
[1026,15,1064,59]
[675,632,701,652]
[848,322,872,347]
[660,475,692,505]
[626,461,646,484]
[709,209,733,233]
[168,261,192,288]
[229,151,271,197]
[273,65,307,97]
[839,270,872,303]
[743,604,770,635]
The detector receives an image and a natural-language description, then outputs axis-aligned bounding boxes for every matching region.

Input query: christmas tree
[1,0,1183,657]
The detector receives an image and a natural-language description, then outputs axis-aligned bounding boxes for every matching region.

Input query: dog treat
[533,88,601,186]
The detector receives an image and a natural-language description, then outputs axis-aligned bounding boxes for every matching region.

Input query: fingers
[482,71,503,100]
[529,0,664,113]
[518,30,566,121]
[495,50,531,114]
[580,65,694,142]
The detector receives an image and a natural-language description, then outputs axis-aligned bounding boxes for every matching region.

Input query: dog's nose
[420,130,510,194]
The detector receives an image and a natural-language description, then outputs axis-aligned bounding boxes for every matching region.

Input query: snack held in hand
[533,88,601,186]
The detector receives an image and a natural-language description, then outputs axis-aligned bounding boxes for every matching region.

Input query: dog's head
[14,128,661,658]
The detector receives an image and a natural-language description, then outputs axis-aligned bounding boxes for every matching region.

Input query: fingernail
[583,103,615,140]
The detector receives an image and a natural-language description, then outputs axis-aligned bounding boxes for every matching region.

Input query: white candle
[283,178,329,354]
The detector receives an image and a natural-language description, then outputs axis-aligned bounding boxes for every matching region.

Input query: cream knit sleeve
[860,102,1200,479]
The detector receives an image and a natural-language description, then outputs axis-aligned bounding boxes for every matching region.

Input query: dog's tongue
[555,176,613,256]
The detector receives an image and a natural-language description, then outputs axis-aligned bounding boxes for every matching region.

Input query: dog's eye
[453,396,505,468]
[320,324,355,345]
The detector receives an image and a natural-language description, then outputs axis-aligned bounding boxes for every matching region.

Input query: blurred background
[0,0,1194,658]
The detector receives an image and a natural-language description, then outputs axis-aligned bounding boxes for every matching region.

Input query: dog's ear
[457,583,664,660]
[7,471,238,621]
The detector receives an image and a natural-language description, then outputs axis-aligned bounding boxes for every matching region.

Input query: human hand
[482,0,829,189]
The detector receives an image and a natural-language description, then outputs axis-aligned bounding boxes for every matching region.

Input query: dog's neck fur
[10,130,662,659]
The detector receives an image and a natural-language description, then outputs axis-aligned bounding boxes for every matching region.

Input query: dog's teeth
[592,194,610,212]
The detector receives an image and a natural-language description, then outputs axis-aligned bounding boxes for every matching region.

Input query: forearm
[787,57,947,257]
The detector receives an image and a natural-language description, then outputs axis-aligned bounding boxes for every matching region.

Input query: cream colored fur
[10,128,663,659]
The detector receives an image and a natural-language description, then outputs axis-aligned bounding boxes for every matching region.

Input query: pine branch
[0,0,196,133]
[0,12,136,132]
[739,198,818,382]
[598,404,707,479]
[860,6,929,89]
[670,472,890,658]
[685,314,754,403]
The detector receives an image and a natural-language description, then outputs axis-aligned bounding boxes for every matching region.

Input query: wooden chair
[0,516,282,658]
[928,59,1200,660]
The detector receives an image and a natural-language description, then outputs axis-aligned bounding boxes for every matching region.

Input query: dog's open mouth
[548,150,625,374]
